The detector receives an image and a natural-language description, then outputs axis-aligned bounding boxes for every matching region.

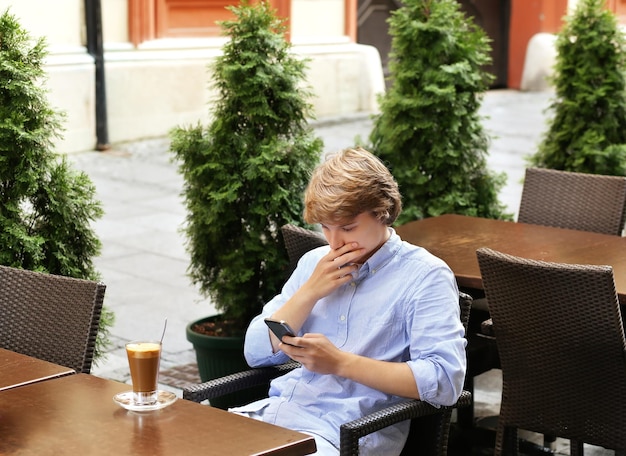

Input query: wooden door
[356,0,401,86]
[458,0,510,88]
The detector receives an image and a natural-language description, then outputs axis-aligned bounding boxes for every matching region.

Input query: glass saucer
[113,390,177,412]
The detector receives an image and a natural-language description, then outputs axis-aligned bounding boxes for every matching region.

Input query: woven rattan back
[280,224,328,277]
[0,265,106,374]
[518,167,626,235]
[476,247,626,455]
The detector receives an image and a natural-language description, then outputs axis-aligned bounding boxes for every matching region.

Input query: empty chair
[476,247,626,455]
[0,265,106,374]
[478,168,626,332]
[480,167,626,319]
[471,167,626,426]
[518,167,626,235]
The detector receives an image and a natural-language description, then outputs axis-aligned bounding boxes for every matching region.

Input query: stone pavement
[69,89,611,455]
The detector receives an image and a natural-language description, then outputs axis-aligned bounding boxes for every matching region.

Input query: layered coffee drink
[126,341,162,405]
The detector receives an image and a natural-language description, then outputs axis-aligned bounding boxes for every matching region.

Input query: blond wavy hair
[304,147,402,225]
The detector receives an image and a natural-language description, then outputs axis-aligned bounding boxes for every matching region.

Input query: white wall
[102,0,128,44]
[0,0,384,153]
[0,0,84,47]
[292,0,345,39]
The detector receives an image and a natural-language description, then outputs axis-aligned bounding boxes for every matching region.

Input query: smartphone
[264,318,297,345]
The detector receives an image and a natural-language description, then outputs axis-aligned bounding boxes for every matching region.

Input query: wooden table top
[0,373,316,455]
[0,348,75,391]
[396,214,626,304]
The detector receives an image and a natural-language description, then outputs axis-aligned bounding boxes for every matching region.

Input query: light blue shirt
[240,229,467,455]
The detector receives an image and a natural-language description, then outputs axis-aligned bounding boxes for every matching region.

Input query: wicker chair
[184,224,472,455]
[280,224,487,436]
[280,223,328,278]
[473,167,626,430]
[518,167,626,236]
[480,169,626,333]
[476,247,626,456]
[479,168,626,336]
[184,292,473,456]
[0,265,106,374]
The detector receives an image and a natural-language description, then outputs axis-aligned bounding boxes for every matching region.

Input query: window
[128,0,291,46]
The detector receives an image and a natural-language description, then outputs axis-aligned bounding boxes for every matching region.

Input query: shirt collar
[356,227,401,278]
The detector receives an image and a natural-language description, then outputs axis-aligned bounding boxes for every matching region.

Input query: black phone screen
[264,318,296,344]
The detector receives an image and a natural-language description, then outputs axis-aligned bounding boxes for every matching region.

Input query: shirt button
[350,282,356,287]
[340,315,346,321]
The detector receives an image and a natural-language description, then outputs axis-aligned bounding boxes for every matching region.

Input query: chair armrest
[182,361,300,403]
[480,318,495,338]
[339,390,472,455]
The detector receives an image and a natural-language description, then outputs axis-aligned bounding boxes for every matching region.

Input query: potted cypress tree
[367,0,511,224]
[529,0,626,175]
[0,9,113,361]
[170,0,322,407]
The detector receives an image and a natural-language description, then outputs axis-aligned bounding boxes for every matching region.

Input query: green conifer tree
[368,0,510,224]
[529,0,626,175]
[171,1,322,333]
[0,10,112,360]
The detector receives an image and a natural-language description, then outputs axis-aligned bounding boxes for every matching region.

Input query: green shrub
[367,0,510,224]
[170,1,322,334]
[0,9,113,361]
[529,0,626,175]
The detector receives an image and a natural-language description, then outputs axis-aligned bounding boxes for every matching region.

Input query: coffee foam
[127,342,160,357]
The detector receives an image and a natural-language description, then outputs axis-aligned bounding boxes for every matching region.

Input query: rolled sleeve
[244,310,292,367]
[407,267,467,406]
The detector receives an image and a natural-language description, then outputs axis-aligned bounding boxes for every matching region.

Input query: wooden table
[0,373,316,455]
[396,214,626,304]
[0,348,75,391]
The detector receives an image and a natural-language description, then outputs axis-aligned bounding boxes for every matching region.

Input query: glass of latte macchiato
[125,341,162,406]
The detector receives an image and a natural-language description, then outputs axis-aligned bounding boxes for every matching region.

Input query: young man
[232,147,467,455]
